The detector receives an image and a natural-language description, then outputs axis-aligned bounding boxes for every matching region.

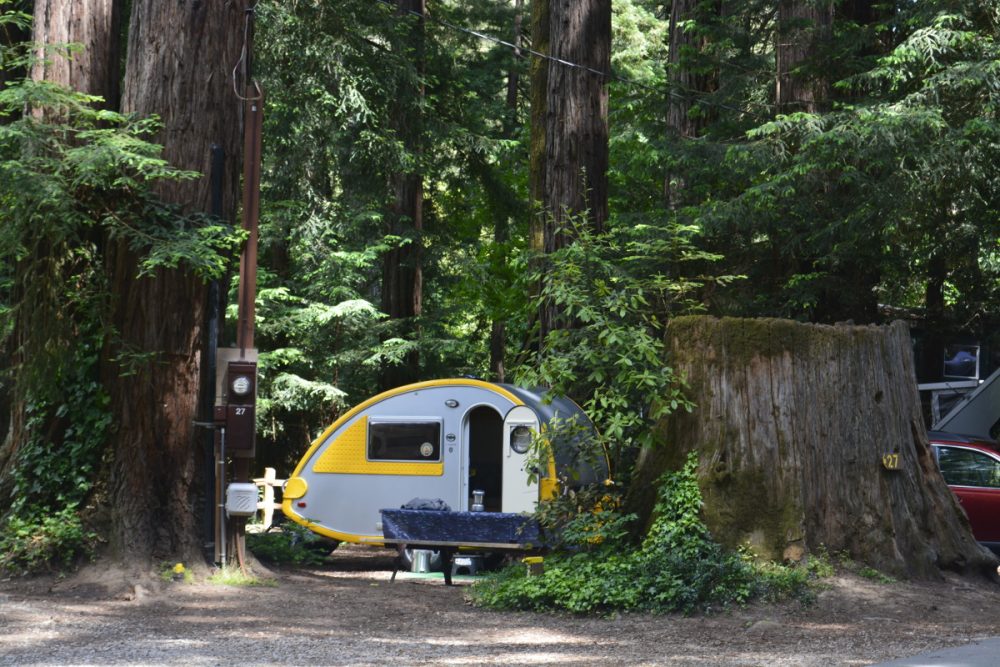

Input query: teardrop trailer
[280,379,605,573]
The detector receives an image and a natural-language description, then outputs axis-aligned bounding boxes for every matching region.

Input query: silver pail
[411,549,432,573]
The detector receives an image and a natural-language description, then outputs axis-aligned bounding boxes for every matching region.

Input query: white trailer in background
[932,367,1000,440]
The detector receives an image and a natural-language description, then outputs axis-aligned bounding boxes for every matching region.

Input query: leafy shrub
[472,454,812,614]
[0,507,98,575]
[516,216,740,488]
[246,525,335,566]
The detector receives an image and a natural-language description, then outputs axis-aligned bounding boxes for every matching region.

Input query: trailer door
[501,406,540,513]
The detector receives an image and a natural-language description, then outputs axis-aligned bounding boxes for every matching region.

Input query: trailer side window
[368,421,442,462]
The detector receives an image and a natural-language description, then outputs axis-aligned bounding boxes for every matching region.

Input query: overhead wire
[371,0,775,117]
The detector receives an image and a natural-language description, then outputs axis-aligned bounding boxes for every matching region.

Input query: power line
[372,0,771,117]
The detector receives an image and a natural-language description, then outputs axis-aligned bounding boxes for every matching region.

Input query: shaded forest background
[0,0,999,566]
[248,0,1000,468]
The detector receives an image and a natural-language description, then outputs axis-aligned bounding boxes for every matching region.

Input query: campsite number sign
[881,452,901,471]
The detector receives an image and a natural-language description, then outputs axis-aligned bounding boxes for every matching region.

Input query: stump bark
[626,316,998,578]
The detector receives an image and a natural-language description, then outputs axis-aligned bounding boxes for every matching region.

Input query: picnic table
[371,508,545,585]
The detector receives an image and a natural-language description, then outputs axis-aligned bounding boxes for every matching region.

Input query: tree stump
[626,316,998,578]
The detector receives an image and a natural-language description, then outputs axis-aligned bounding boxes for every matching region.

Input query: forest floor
[1,543,999,666]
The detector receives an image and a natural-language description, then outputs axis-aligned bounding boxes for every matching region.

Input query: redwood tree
[0,0,121,510]
[380,0,425,390]
[103,1,244,561]
[530,0,611,340]
[775,0,834,113]
[666,0,719,140]
[29,0,121,108]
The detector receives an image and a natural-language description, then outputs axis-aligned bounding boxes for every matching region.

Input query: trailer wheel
[396,545,443,572]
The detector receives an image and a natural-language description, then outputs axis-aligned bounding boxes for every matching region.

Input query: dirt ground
[2,544,1000,666]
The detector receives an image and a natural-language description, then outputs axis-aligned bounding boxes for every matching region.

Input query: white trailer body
[281,379,599,544]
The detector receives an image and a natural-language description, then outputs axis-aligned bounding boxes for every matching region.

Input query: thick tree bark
[379,0,425,391]
[530,0,610,341]
[0,0,121,508]
[627,316,998,578]
[30,0,121,106]
[104,0,243,561]
[667,0,718,139]
[775,0,833,114]
[664,0,721,210]
[528,0,549,255]
[543,0,610,235]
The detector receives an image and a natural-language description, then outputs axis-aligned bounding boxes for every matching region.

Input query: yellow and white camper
[281,379,601,544]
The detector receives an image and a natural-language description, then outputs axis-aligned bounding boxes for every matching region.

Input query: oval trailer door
[501,406,540,513]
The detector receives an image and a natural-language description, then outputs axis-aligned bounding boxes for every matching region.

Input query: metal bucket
[411,549,432,573]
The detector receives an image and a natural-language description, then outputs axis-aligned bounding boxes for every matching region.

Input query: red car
[929,431,1000,555]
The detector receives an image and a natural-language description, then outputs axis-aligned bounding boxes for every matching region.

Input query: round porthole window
[510,425,532,454]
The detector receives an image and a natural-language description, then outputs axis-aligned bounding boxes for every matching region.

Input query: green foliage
[472,454,812,615]
[0,507,98,575]
[857,566,896,584]
[530,481,633,553]
[246,526,335,566]
[519,217,738,482]
[9,327,110,517]
[698,3,1000,329]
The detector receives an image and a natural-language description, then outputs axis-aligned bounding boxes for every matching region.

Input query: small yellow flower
[173,563,186,575]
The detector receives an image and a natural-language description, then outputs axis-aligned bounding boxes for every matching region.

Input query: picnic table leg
[441,547,455,586]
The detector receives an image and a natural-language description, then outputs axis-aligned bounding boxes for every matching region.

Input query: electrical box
[226,482,258,517]
[219,354,257,457]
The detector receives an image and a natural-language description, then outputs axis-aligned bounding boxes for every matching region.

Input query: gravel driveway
[2,544,999,666]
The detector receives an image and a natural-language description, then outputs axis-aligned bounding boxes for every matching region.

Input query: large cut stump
[626,316,998,578]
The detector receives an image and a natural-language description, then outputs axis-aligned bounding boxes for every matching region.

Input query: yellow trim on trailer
[311,416,443,476]
[287,379,524,479]
[279,501,384,545]
[539,455,558,501]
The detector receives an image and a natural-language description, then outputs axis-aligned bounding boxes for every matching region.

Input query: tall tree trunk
[626,316,998,578]
[666,0,718,139]
[531,0,611,341]
[490,0,525,383]
[527,0,549,257]
[543,0,610,235]
[775,0,833,114]
[30,0,121,107]
[379,0,424,391]
[103,0,243,561]
[664,0,721,209]
[921,251,948,382]
[0,0,121,509]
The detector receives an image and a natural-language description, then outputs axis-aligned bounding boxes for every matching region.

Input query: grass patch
[857,566,896,584]
[207,565,277,587]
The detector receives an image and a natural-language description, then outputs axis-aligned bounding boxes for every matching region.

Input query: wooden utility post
[237,88,263,359]
[217,1,264,569]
